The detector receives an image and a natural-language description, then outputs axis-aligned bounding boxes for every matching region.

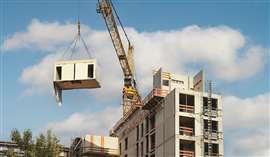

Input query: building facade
[70,135,119,157]
[111,69,224,157]
[0,141,24,156]
[0,140,70,157]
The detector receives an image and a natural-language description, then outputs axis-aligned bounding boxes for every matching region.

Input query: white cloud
[46,106,121,145]
[20,52,62,95]
[233,129,270,156]
[1,19,268,98]
[223,92,270,156]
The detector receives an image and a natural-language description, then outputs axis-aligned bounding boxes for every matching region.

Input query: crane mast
[97,0,142,116]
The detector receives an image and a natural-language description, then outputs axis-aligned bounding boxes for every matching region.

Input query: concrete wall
[114,70,224,157]
[155,89,176,157]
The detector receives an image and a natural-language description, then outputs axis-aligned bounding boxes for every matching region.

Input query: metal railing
[179,126,194,136]
[203,107,218,117]
[180,150,195,157]
[179,104,194,113]
[204,129,223,140]
[83,146,119,155]
[204,152,221,157]
[143,88,169,104]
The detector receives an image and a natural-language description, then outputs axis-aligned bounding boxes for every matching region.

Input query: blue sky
[0,0,269,156]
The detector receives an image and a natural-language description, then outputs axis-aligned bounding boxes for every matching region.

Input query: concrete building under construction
[70,135,119,157]
[110,69,224,157]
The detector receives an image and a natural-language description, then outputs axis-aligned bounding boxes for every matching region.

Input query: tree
[3,149,18,157]
[8,129,62,157]
[35,134,47,157]
[11,129,35,157]
[46,130,61,157]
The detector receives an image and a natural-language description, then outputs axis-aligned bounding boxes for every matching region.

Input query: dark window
[150,115,155,130]
[56,66,62,80]
[88,64,94,78]
[141,142,144,156]
[204,120,218,131]
[150,154,155,157]
[145,117,149,133]
[162,79,169,86]
[125,155,128,157]
[203,97,218,110]
[146,135,149,153]
[180,94,186,105]
[141,123,144,137]
[119,143,122,155]
[137,125,139,141]
[187,95,194,105]
[136,143,139,157]
[125,138,128,150]
[204,143,219,155]
[150,133,155,150]
[179,94,194,106]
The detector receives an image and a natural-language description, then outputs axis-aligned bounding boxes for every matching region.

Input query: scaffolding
[207,80,213,157]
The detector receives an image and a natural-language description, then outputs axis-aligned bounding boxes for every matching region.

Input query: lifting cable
[60,0,93,60]
[110,0,131,46]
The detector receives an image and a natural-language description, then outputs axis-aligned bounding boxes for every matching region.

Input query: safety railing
[204,152,221,157]
[203,107,218,117]
[180,150,195,157]
[179,126,194,136]
[83,146,119,155]
[179,104,194,113]
[143,88,169,104]
[204,129,223,140]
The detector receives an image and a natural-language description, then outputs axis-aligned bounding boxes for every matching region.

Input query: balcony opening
[141,141,144,156]
[145,116,149,133]
[119,143,121,155]
[179,94,194,113]
[150,133,155,152]
[204,120,218,140]
[146,135,149,153]
[136,143,139,157]
[136,125,139,141]
[179,116,195,136]
[141,123,144,137]
[180,140,195,157]
[150,115,155,133]
[204,143,219,156]
[203,97,218,116]
[162,79,169,86]
[125,137,128,150]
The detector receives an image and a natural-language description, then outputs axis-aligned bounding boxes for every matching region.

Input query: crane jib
[97,0,133,78]
[97,0,143,108]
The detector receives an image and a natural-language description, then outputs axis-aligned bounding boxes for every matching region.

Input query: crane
[97,0,142,116]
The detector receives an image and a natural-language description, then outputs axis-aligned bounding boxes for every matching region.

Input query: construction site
[50,0,226,156]
[51,0,225,156]
[2,0,269,156]
[1,0,225,157]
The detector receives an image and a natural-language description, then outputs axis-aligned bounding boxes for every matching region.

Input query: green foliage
[3,149,18,157]
[35,133,47,157]
[8,129,62,157]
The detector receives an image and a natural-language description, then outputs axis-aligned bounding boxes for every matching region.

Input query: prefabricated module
[53,20,101,106]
